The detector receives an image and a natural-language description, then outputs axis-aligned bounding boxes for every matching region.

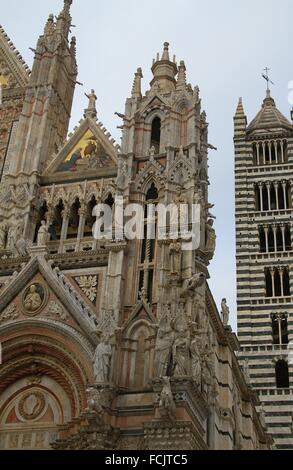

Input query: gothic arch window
[276,226,283,252]
[120,322,155,389]
[265,267,290,298]
[272,314,288,345]
[180,107,188,147]
[259,226,266,252]
[138,183,158,303]
[274,268,281,297]
[283,268,290,297]
[84,195,97,237]
[265,268,273,297]
[255,185,261,211]
[151,117,161,154]
[285,225,291,251]
[268,226,274,252]
[263,185,269,211]
[67,198,81,239]
[275,360,289,389]
[50,200,64,241]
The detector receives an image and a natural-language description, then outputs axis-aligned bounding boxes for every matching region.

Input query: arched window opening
[270,184,277,210]
[67,198,81,239]
[285,225,291,251]
[104,193,115,209]
[268,227,274,252]
[275,360,289,389]
[50,200,64,241]
[276,226,283,252]
[84,195,97,237]
[272,314,288,345]
[278,184,285,210]
[283,141,288,163]
[255,185,261,211]
[259,226,266,252]
[180,108,188,147]
[265,269,273,297]
[151,117,161,154]
[274,269,281,297]
[138,184,158,303]
[286,183,291,208]
[146,182,159,202]
[283,268,290,297]
[252,144,257,165]
[264,142,270,164]
[263,185,269,211]
[34,201,48,243]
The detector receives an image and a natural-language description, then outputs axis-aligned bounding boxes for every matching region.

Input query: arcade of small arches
[265,266,291,298]
[252,139,288,166]
[254,181,291,212]
[33,192,115,252]
[259,224,292,253]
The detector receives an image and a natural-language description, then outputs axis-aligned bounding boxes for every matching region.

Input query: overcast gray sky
[2,0,293,330]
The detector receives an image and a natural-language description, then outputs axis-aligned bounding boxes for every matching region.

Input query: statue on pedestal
[157,377,176,422]
[221,298,230,327]
[93,335,112,384]
[37,220,49,246]
[155,305,174,377]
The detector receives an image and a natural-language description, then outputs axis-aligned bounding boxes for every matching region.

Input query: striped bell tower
[234,89,293,449]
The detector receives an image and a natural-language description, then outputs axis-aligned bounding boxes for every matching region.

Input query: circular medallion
[18,391,46,421]
[21,283,47,316]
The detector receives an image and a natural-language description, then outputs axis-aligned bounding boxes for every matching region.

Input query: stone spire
[84,89,97,119]
[176,60,187,91]
[131,67,143,99]
[234,97,247,134]
[161,41,170,61]
[56,0,73,38]
[150,42,178,94]
[7,0,77,176]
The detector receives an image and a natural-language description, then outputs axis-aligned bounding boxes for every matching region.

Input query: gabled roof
[0,25,30,88]
[247,92,292,135]
[43,115,120,178]
[0,255,98,345]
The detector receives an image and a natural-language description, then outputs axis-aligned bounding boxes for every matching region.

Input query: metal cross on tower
[262,67,274,91]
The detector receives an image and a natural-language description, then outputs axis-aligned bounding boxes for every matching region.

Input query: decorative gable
[0,25,30,89]
[43,117,120,178]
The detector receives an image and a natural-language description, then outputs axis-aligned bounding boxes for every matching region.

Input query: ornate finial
[262,67,274,96]
[162,42,170,61]
[131,67,143,99]
[84,89,97,118]
[44,14,55,35]
[176,60,187,91]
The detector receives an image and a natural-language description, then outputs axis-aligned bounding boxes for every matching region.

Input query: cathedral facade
[0,1,271,450]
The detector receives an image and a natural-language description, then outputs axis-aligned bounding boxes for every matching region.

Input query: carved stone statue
[242,358,251,386]
[190,332,202,387]
[258,403,267,429]
[157,377,176,422]
[86,387,103,415]
[37,220,49,246]
[221,298,230,327]
[205,219,216,257]
[169,242,182,275]
[93,336,112,384]
[181,272,205,298]
[85,89,97,111]
[172,302,190,376]
[24,285,43,312]
[155,305,174,377]
[0,221,7,249]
